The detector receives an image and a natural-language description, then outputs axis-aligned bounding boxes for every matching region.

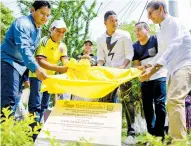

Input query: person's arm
[97,38,105,66]
[119,59,130,69]
[14,19,39,72]
[61,56,69,65]
[139,64,162,82]
[37,57,68,74]
[140,21,185,82]
[97,60,105,66]
[132,44,141,68]
[120,34,134,68]
[133,60,141,68]
[35,41,68,74]
[14,19,47,80]
[156,21,184,67]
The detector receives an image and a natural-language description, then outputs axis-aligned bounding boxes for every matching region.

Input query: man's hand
[58,66,68,74]
[97,60,104,66]
[139,67,152,82]
[81,54,91,60]
[24,81,30,88]
[35,67,47,81]
[137,66,145,71]
[119,65,126,69]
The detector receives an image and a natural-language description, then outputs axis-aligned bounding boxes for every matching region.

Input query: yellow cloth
[41,59,141,98]
[29,36,67,77]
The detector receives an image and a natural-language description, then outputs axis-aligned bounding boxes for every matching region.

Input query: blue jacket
[1,14,41,75]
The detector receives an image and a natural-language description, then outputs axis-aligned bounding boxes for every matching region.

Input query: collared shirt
[149,15,191,76]
[29,36,67,77]
[1,14,41,75]
[133,36,167,80]
[97,29,134,68]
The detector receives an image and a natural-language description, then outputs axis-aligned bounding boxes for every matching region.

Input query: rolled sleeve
[156,58,167,66]
[14,20,39,72]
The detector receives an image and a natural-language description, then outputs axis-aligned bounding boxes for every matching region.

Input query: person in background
[1,0,51,116]
[71,40,97,101]
[77,40,97,66]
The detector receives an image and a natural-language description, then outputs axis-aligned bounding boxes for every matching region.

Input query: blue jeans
[1,61,24,115]
[28,77,50,122]
[141,77,167,137]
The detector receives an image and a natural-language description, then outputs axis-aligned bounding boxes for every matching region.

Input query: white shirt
[97,29,134,68]
[149,15,191,76]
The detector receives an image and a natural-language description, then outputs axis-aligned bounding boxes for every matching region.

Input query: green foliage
[44,130,94,146]
[137,132,191,146]
[17,0,31,16]
[137,133,164,146]
[17,0,97,58]
[119,21,158,43]
[1,107,41,146]
[120,21,137,42]
[119,78,143,116]
[0,2,14,42]
[44,130,61,146]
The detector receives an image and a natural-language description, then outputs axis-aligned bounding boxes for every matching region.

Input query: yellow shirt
[29,36,67,77]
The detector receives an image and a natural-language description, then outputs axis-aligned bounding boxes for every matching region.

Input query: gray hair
[146,0,168,13]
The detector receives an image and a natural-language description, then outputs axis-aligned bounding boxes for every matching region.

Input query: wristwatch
[154,64,162,70]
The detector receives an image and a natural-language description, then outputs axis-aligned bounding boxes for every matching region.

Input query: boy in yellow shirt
[28,20,68,122]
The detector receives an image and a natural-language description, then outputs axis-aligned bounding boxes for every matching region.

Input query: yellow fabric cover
[41,59,141,98]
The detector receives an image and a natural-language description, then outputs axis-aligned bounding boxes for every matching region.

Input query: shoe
[123,135,136,145]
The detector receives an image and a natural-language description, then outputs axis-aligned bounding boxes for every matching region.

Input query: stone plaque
[35,100,122,146]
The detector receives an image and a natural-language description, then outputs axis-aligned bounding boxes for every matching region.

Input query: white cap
[49,20,68,32]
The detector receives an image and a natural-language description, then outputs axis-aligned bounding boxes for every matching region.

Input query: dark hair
[84,40,93,46]
[146,0,167,13]
[32,0,51,11]
[104,11,116,21]
[135,22,149,30]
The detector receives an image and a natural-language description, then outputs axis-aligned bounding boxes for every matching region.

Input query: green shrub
[1,107,41,146]
[136,132,191,146]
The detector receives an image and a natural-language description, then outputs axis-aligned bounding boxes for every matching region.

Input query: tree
[0,2,14,42]
[17,0,97,57]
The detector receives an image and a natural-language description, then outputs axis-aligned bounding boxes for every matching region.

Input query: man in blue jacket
[1,0,51,116]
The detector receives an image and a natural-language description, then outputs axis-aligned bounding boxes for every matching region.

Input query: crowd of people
[1,0,191,145]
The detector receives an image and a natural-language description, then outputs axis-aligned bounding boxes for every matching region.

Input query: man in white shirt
[140,0,191,142]
[97,11,133,69]
[97,11,135,143]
